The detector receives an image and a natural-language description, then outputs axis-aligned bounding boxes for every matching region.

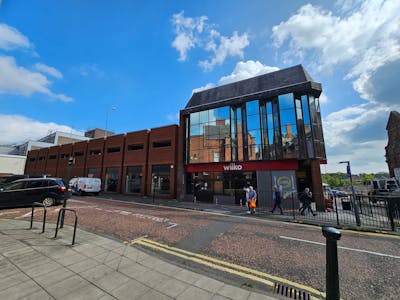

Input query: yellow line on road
[134,237,325,299]
[340,229,400,239]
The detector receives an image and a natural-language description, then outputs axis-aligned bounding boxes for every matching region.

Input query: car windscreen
[55,179,66,187]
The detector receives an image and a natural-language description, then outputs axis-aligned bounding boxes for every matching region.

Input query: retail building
[25,65,327,209]
[177,65,327,209]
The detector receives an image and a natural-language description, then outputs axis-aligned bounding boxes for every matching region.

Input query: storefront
[179,65,326,209]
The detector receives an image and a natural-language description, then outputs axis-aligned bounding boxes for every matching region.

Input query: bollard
[240,198,242,207]
[215,198,218,205]
[322,226,341,300]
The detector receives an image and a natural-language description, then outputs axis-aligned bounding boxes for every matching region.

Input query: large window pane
[151,165,171,194]
[105,167,119,192]
[126,166,142,193]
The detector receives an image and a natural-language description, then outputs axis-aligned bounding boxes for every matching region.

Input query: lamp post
[105,106,117,137]
[339,161,361,226]
[152,175,157,204]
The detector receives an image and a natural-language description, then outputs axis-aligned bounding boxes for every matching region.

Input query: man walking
[270,185,283,214]
[299,187,316,216]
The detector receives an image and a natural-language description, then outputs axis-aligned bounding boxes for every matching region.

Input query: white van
[69,177,101,196]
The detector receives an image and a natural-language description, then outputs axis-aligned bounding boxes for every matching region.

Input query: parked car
[0,177,69,209]
[69,177,101,196]
[0,174,50,188]
[331,189,348,197]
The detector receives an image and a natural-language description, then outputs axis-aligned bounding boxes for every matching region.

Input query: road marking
[16,211,32,219]
[133,238,324,299]
[0,211,21,216]
[279,236,400,259]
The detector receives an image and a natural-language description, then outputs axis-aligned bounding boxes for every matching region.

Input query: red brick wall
[122,130,149,195]
[45,146,60,177]
[103,134,125,193]
[25,150,39,175]
[56,144,73,182]
[86,138,105,176]
[36,148,49,175]
[72,141,89,178]
[147,125,178,198]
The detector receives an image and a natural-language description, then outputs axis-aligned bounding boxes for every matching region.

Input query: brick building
[25,125,178,198]
[178,65,327,209]
[385,111,400,181]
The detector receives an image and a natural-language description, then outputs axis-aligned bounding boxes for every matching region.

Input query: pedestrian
[270,185,283,214]
[247,186,257,214]
[299,187,316,216]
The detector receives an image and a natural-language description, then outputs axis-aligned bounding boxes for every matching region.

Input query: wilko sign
[223,163,243,171]
[185,160,299,173]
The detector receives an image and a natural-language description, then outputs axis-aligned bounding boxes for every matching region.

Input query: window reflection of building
[186,92,325,164]
[151,165,171,194]
[105,167,119,192]
[125,166,142,193]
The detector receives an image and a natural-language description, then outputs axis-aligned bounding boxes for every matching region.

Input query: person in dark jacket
[299,187,316,216]
[270,185,283,214]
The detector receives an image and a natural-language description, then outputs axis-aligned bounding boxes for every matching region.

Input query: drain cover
[273,282,311,299]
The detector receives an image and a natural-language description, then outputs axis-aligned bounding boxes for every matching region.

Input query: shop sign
[223,163,243,171]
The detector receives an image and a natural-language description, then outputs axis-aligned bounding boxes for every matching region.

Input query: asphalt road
[1,196,399,299]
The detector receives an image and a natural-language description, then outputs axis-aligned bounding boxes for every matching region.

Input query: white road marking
[279,236,400,259]
[16,211,32,219]
[0,211,21,216]
[166,223,178,229]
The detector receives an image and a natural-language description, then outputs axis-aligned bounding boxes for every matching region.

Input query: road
[1,196,399,299]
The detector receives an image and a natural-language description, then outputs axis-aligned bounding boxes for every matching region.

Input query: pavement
[0,218,281,300]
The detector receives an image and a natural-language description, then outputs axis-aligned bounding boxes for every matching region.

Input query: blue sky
[0,0,399,174]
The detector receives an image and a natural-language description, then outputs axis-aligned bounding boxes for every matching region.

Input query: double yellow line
[130,237,325,299]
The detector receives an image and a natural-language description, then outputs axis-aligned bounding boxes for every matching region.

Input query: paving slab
[0,219,280,300]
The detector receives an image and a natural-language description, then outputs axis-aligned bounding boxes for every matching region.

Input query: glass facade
[185,93,325,164]
[125,166,142,193]
[151,165,171,194]
[105,167,119,192]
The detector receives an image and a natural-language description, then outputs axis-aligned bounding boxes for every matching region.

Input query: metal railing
[54,208,78,245]
[252,190,400,231]
[29,202,47,233]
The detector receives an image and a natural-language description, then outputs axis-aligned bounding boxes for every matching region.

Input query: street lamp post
[105,106,117,137]
[339,161,361,226]
[152,175,157,204]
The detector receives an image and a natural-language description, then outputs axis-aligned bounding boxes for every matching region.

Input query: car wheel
[78,190,83,196]
[42,197,55,207]
[93,192,99,196]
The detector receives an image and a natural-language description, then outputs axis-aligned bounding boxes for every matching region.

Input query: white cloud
[192,83,215,94]
[0,114,83,145]
[171,11,250,70]
[319,93,329,104]
[34,63,63,79]
[322,103,392,173]
[171,11,208,61]
[77,64,105,77]
[0,56,73,102]
[0,23,31,50]
[199,31,250,71]
[271,0,400,105]
[166,112,179,123]
[219,60,279,85]
[323,139,388,173]
[192,60,279,94]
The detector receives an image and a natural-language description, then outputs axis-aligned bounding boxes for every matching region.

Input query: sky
[0,0,399,174]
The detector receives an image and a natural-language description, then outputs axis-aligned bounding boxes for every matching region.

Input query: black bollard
[322,226,341,300]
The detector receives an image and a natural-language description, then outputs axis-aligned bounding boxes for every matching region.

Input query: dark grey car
[0,177,69,208]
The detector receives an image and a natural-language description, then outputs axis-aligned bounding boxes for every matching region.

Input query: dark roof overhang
[181,65,322,115]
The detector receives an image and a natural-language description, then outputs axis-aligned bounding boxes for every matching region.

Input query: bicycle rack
[30,202,47,233]
[54,208,78,245]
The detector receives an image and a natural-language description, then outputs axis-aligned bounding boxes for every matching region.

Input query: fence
[254,190,400,231]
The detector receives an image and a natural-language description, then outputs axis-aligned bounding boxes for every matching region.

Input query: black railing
[54,208,78,245]
[30,202,47,233]
[251,190,399,231]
